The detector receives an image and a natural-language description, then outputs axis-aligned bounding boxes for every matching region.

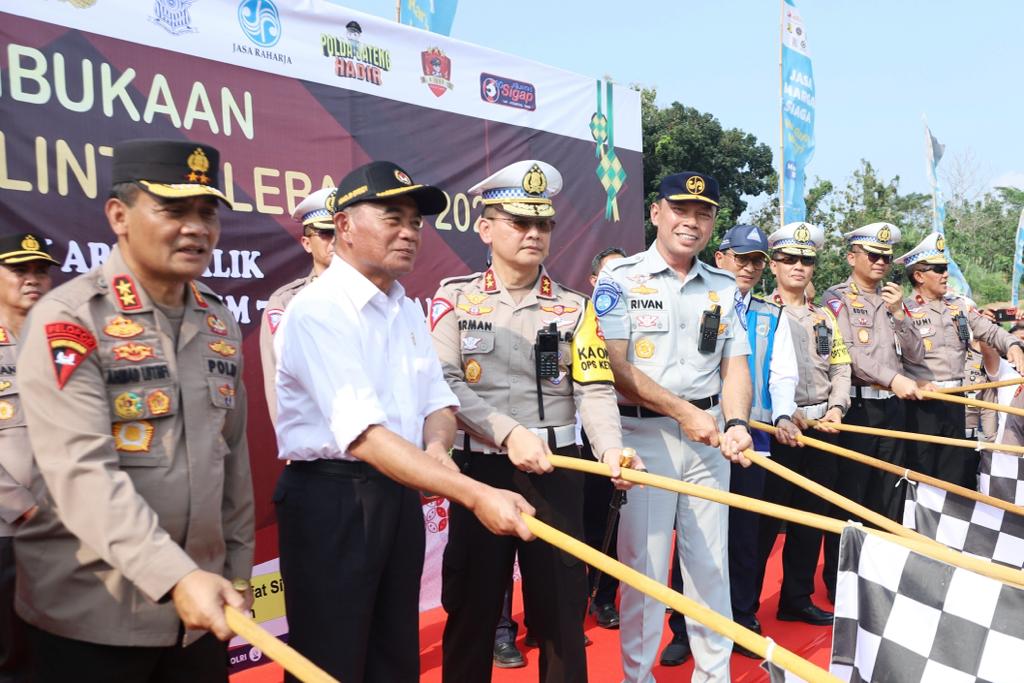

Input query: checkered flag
[979,449,1024,506]
[903,480,1024,569]
[831,526,1024,682]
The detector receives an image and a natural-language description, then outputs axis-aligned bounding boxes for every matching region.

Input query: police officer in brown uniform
[758,221,850,614]
[259,187,336,425]
[0,233,58,682]
[14,139,254,682]
[896,232,1024,489]
[821,222,925,523]
[431,160,633,683]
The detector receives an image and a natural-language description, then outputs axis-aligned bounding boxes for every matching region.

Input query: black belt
[288,459,382,477]
[618,395,718,418]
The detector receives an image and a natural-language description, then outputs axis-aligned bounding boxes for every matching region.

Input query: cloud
[990,171,1024,190]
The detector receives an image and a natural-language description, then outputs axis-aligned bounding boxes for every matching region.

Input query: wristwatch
[724,418,749,431]
[773,415,793,427]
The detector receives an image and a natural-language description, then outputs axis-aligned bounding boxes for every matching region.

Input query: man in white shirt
[273,161,534,683]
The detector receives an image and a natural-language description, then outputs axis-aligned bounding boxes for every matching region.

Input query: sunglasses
[857,250,893,264]
[919,264,948,274]
[729,252,767,269]
[774,254,817,266]
[488,215,556,233]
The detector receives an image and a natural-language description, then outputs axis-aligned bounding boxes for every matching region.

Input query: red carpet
[232,534,832,682]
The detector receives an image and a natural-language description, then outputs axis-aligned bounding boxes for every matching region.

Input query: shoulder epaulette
[604,253,642,272]
[438,272,483,289]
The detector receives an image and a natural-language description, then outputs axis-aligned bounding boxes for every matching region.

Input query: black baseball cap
[0,232,59,266]
[657,171,720,207]
[329,161,447,215]
[111,138,231,207]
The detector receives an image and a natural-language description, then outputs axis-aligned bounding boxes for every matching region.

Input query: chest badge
[206,314,228,336]
[104,316,144,339]
[634,338,655,359]
[464,359,482,383]
[458,293,494,317]
[113,391,145,419]
[113,343,156,362]
[208,340,237,358]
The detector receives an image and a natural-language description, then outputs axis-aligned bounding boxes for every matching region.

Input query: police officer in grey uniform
[597,171,753,683]
[14,140,254,682]
[0,232,58,682]
[755,222,850,624]
[431,160,633,683]
[896,232,1024,488]
[259,187,336,425]
[821,222,925,525]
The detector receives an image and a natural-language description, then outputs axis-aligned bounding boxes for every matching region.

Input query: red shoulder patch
[266,308,284,335]
[825,298,844,316]
[428,298,454,331]
[111,274,142,311]
[45,322,97,389]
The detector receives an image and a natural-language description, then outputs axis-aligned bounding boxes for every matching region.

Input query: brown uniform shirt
[259,270,315,425]
[14,246,254,646]
[822,277,924,388]
[770,293,852,412]
[430,267,622,458]
[0,325,34,537]
[902,292,1022,382]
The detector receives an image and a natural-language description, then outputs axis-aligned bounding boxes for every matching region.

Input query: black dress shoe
[777,604,834,626]
[590,602,620,629]
[659,635,692,666]
[493,642,525,668]
[731,619,761,659]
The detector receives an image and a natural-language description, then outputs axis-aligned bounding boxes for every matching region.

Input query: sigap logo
[238,0,281,48]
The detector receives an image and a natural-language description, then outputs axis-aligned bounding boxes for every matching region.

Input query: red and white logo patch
[825,298,844,316]
[429,298,454,331]
[45,322,97,389]
[266,308,284,335]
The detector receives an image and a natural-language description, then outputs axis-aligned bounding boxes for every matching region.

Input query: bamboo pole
[933,376,1024,394]
[522,514,841,683]
[752,421,1024,517]
[548,456,1024,588]
[225,606,338,683]
[920,389,1024,418]
[803,418,1024,457]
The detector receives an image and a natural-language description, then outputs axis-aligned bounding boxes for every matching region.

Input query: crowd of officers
[1,137,1022,683]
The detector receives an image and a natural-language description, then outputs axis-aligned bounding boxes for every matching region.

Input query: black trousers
[727,460,766,627]
[824,396,907,589]
[274,461,424,683]
[0,537,29,683]
[755,433,839,612]
[905,399,978,490]
[442,446,588,683]
[581,431,619,607]
[25,624,225,683]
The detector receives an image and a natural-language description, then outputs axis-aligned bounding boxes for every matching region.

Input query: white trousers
[617,411,732,683]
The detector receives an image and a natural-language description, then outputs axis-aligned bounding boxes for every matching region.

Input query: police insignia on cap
[21,235,40,251]
[686,175,705,195]
[394,169,412,185]
[522,164,547,195]
[794,224,810,243]
[186,147,211,185]
[936,235,945,251]
[877,226,892,242]
[114,391,145,420]
[325,190,338,214]
[113,420,154,452]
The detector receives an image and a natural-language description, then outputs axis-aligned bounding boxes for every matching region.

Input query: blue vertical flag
[400,0,458,35]
[1013,209,1024,306]
[781,0,815,223]
[924,122,971,297]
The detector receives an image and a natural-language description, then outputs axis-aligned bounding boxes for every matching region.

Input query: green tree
[640,88,775,257]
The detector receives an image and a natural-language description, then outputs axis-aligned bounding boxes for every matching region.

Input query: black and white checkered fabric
[979,449,1024,506]
[761,659,807,683]
[903,481,1024,569]
[831,525,1024,683]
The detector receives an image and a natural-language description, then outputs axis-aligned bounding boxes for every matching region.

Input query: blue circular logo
[238,0,281,48]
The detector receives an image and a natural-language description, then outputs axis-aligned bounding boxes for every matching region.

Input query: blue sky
[332,0,1024,210]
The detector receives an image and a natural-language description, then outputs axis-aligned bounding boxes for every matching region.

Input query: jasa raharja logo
[321,21,392,86]
[234,0,292,64]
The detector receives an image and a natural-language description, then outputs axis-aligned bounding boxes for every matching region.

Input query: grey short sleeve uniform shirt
[595,242,750,399]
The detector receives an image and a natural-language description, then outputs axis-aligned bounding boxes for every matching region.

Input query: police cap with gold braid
[331,161,447,215]
[111,138,232,208]
[469,160,562,217]
[0,232,59,266]
[657,171,720,207]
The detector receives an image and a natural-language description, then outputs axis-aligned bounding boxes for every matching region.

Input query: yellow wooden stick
[225,606,339,683]
[548,456,1024,588]
[521,514,842,683]
[933,376,1024,394]
[752,421,1024,517]
[920,389,1024,418]
[803,418,1024,457]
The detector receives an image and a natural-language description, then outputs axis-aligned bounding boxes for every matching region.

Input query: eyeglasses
[304,228,335,239]
[773,254,817,266]
[487,215,556,233]
[856,250,893,264]
[919,264,948,274]
[729,252,767,269]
